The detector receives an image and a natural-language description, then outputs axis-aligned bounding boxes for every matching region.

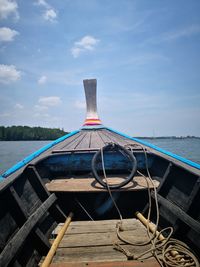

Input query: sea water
[0,138,199,175]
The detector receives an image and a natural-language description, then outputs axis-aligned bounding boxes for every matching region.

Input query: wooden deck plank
[103,130,140,148]
[57,231,149,248]
[90,131,105,149]
[47,218,159,266]
[100,130,129,147]
[50,259,160,267]
[46,176,159,192]
[65,132,88,150]
[76,131,92,149]
[53,132,83,150]
[51,245,153,263]
[53,219,143,235]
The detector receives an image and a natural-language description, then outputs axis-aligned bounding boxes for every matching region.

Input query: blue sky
[0,0,200,136]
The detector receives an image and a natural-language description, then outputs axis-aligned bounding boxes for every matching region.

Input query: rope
[75,198,94,221]
[100,146,123,221]
[100,142,199,267]
[92,142,137,189]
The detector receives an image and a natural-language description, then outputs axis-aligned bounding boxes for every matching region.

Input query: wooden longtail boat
[0,79,200,267]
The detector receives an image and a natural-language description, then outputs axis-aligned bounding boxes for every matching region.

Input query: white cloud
[71,47,82,58]
[38,96,61,107]
[71,35,100,58]
[0,64,21,84]
[0,27,19,42]
[38,75,47,84]
[15,103,23,109]
[75,36,99,50]
[35,0,49,8]
[0,0,19,20]
[43,8,57,22]
[35,0,57,22]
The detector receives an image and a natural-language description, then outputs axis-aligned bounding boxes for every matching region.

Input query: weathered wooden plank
[44,218,157,266]
[54,219,145,235]
[10,185,29,221]
[153,162,173,195]
[76,131,91,149]
[100,130,128,147]
[13,173,42,215]
[0,194,57,267]
[185,176,200,209]
[46,176,159,192]
[9,185,51,255]
[142,162,172,214]
[54,131,83,150]
[52,148,99,153]
[50,259,160,267]
[90,131,105,149]
[102,130,143,151]
[26,166,50,199]
[51,244,152,263]
[57,231,149,248]
[172,176,200,234]
[96,130,113,144]
[153,193,200,234]
[64,132,88,150]
[27,166,66,222]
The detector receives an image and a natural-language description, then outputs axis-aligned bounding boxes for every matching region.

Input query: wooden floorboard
[44,218,160,266]
[58,231,150,248]
[50,260,159,267]
[51,245,154,263]
[46,176,159,192]
[53,219,144,235]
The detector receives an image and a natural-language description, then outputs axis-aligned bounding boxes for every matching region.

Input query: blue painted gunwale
[106,127,200,170]
[0,130,80,180]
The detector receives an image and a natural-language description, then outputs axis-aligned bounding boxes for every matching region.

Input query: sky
[0,0,200,137]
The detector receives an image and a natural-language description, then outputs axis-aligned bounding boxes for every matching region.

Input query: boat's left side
[0,165,66,267]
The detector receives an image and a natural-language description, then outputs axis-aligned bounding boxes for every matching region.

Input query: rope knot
[113,242,134,260]
[116,221,124,231]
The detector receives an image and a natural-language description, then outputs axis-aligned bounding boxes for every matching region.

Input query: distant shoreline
[136,136,200,139]
[0,126,199,141]
[0,126,68,141]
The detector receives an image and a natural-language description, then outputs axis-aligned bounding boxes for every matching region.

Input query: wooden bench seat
[46,175,159,192]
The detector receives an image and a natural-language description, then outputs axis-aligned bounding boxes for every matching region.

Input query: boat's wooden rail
[45,175,159,192]
[0,165,65,267]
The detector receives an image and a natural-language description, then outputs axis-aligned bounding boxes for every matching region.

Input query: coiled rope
[92,143,137,189]
[95,142,199,267]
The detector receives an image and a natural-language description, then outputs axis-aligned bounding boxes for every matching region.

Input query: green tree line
[0,126,68,141]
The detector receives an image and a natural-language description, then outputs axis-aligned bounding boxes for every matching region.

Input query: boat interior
[0,79,200,267]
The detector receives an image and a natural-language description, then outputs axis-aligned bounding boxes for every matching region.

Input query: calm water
[0,138,200,175]
[143,138,200,164]
[0,141,50,175]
